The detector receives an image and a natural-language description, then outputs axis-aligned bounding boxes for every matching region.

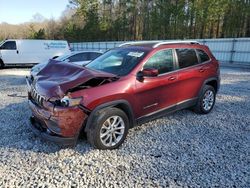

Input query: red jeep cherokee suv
[26,41,220,149]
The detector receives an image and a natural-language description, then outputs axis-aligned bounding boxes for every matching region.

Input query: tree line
[1,0,250,42]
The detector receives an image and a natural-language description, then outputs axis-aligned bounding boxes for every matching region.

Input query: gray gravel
[0,67,249,187]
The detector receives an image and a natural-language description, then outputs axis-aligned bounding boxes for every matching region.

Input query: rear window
[197,49,210,63]
[176,48,198,69]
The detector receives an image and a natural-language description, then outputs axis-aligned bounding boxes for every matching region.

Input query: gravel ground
[0,67,249,187]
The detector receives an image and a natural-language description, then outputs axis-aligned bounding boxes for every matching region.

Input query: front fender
[84,99,136,132]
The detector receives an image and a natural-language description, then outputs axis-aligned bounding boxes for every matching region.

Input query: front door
[134,49,179,118]
[0,41,19,64]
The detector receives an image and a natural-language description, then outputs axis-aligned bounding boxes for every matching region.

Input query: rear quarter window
[176,48,199,69]
[197,49,210,63]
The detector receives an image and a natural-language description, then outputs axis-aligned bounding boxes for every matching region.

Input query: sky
[0,0,69,24]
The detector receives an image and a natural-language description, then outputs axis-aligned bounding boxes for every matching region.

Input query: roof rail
[153,40,200,48]
[119,41,162,47]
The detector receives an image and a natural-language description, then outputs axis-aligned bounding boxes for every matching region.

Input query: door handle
[16,50,19,54]
[168,76,176,81]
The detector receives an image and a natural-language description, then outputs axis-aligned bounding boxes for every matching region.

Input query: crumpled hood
[34,59,116,99]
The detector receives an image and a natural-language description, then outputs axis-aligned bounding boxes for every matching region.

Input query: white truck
[0,39,71,68]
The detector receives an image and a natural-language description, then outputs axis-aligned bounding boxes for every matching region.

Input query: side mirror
[136,68,159,81]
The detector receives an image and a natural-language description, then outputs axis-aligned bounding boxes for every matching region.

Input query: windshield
[86,48,148,76]
[0,40,5,47]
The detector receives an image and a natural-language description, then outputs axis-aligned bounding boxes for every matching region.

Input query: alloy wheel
[100,116,125,147]
[202,90,214,111]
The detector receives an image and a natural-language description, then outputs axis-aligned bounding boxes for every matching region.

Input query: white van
[0,39,71,68]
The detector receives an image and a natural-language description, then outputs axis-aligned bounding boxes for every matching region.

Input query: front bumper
[26,77,88,146]
[30,116,77,146]
[28,100,87,146]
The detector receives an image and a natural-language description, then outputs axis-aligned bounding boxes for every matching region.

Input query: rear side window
[144,49,174,74]
[197,49,210,63]
[68,53,88,62]
[0,41,16,50]
[88,52,102,60]
[176,49,198,69]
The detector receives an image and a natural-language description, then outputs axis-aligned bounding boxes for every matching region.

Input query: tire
[0,59,4,69]
[87,107,129,150]
[193,85,216,114]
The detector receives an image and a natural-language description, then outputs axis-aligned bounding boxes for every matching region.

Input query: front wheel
[193,85,216,114]
[87,107,129,150]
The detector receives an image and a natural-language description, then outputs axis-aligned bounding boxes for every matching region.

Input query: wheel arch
[84,100,136,133]
[201,77,220,95]
[205,79,219,93]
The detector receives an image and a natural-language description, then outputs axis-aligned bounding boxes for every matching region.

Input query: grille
[30,87,45,106]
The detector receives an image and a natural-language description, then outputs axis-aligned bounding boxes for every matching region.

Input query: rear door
[0,41,19,64]
[134,49,179,117]
[175,48,207,103]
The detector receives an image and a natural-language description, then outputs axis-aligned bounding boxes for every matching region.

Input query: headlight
[60,96,83,107]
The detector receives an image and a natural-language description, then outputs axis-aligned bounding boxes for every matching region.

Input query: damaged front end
[26,60,118,146]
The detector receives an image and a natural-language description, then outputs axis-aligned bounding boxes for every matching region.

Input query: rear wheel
[0,59,4,69]
[193,85,216,114]
[87,107,129,150]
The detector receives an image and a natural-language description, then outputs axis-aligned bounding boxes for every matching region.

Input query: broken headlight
[60,96,83,107]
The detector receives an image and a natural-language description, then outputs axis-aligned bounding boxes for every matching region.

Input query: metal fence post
[230,39,236,64]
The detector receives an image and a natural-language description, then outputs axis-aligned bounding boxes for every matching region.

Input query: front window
[143,49,174,74]
[0,41,16,50]
[86,48,148,76]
